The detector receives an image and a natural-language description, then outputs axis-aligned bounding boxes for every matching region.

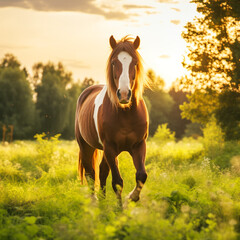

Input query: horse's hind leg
[78,135,96,192]
[99,156,110,197]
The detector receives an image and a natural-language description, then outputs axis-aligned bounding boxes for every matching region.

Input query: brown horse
[75,35,149,205]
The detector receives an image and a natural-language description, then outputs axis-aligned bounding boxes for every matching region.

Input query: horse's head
[107,36,144,107]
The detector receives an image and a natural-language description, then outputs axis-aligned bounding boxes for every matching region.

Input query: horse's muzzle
[117,89,132,104]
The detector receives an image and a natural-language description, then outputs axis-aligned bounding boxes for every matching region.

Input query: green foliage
[33,62,94,138]
[0,54,35,139]
[202,117,224,158]
[152,124,175,144]
[146,69,165,90]
[180,0,240,140]
[144,69,174,135]
[181,0,240,91]
[184,123,202,138]
[0,53,21,69]
[33,133,61,172]
[168,86,190,139]
[212,141,240,170]
[215,90,240,140]
[200,118,240,169]
[61,82,83,139]
[147,138,203,167]
[1,138,240,239]
[180,89,219,125]
[35,63,72,135]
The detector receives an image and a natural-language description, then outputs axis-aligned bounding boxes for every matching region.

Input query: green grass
[1,135,240,239]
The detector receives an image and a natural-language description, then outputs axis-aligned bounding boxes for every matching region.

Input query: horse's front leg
[99,156,110,197]
[104,144,123,206]
[129,140,147,202]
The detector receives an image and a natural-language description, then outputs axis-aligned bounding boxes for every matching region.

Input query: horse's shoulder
[136,99,148,115]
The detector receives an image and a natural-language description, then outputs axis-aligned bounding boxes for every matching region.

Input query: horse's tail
[92,149,103,187]
[78,149,103,187]
[78,151,84,184]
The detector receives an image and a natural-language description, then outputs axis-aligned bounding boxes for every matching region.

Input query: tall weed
[151,124,175,144]
[34,133,61,172]
[201,118,240,169]
[202,117,224,160]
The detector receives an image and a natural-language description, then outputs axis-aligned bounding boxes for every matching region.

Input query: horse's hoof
[128,191,140,202]
[123,194,138,209]
[129,195,139,202]
[91,193,98,201]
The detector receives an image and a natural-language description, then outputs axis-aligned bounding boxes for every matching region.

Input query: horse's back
[76,84,104,110]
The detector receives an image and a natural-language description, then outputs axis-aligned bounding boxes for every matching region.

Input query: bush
[34,133,61,172]
[202,117,224,160]
[201,118,240,169]
[152,124,175,144]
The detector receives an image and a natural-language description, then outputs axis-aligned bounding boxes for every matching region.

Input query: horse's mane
[106,36,146,108]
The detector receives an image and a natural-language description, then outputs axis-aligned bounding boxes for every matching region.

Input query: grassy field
[1,131,240,240]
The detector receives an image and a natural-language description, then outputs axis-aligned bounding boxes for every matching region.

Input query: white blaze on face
[117,51,132,92]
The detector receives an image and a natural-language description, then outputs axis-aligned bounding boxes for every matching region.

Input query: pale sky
[0,0,198,88]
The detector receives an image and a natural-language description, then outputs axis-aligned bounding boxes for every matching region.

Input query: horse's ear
[109,35,117,49]
[133,36,140,49]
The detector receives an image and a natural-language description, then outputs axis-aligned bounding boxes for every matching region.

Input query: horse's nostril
[117,89,121,100]
[128,90,132,99]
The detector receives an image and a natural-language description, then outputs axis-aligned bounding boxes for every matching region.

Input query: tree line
[0,54,99,140]
[179,0,240,140]
[0,53,190,140]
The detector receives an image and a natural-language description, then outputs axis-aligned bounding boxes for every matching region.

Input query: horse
[75,35,149,205]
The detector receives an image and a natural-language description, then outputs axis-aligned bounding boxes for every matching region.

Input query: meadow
[1,125,240,240]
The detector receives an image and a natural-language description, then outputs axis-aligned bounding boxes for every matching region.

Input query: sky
[0,0,199,88]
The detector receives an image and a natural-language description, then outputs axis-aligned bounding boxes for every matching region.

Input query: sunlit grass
[1,133,240,239]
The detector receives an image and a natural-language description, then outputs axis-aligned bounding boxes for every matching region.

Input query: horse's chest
[116,126,135,140]
[100,101,148,150]
[106,119,146,146]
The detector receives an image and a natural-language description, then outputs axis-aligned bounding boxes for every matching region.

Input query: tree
[0,53,21,69]
[180,88,219,125]
[215,90,240,140]
[81,77,96,90]
[34,62,73,135]
[0,54,35,139]
[168,85,191,139]
[180,0,240,139]
[34,62,96,138]
[181,0,240,91]
[144,69,174,136]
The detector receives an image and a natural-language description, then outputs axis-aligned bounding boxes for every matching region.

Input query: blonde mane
[106,36,146,108]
